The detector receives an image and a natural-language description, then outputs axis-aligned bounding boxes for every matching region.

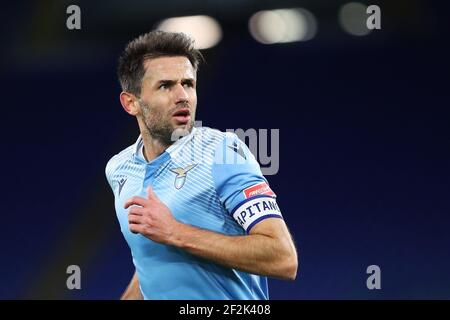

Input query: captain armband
[231,196,283,233]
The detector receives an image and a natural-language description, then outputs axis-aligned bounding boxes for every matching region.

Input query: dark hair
[117,30,203,96]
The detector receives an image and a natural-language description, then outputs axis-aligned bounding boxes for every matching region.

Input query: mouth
[172,108,191,125]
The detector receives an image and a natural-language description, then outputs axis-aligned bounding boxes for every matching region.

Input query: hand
[124,186,179,245]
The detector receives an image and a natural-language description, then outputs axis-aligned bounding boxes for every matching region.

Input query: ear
[119,92,139,116]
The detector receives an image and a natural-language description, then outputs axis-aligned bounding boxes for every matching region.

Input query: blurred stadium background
[1,0,449,299]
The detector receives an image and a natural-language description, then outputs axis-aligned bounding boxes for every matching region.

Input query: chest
[113,161,219,235]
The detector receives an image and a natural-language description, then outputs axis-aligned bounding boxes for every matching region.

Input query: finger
[129,223,144,234]
[128,214,142,225]
[147,186,158,200]
[128,206,145,216]
[124,196,148,209]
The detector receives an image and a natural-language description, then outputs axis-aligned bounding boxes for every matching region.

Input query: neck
[137,119,169,162]
[141,133,167,162]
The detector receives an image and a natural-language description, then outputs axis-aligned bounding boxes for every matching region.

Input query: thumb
[147,186,157,200]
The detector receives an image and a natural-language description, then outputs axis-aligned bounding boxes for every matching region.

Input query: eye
[159,84,169,89]
[183,81,194,88]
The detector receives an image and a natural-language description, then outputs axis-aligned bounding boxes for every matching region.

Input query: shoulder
[105,143,135,180]
[192,127,242,153]
[192,126,230,145]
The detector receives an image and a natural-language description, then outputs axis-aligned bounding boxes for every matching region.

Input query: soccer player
[105,31,298,300]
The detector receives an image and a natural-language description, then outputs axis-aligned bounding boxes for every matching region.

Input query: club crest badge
[170,164,197,189]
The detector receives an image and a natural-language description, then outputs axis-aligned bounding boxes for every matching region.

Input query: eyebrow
[155,78,196,86]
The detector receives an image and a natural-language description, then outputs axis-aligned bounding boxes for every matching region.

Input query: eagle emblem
[169,164,197,189]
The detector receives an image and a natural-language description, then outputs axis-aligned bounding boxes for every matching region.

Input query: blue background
[1,0,449,299]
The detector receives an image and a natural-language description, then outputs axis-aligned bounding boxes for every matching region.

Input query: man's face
[137,56,197,146]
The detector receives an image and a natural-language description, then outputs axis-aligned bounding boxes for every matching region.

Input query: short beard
[139,99,194,147]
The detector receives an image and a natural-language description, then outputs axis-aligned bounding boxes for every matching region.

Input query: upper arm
[105,155,118,193]
[212,133,283,233]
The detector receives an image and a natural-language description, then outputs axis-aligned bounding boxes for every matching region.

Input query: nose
[174,83,189,104]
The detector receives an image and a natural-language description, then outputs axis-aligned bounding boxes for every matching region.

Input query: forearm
[170,219,297,280]
[120,272,143,300]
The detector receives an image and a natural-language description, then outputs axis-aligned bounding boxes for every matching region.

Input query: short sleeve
[212,133,282,233]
